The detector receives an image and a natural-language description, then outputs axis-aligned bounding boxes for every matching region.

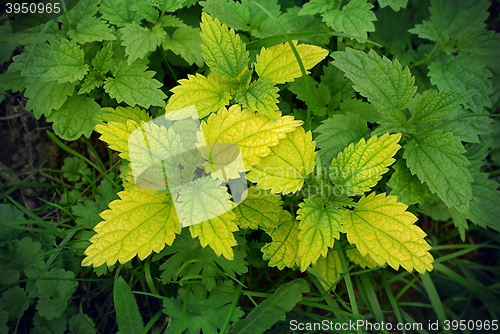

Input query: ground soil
[0,89,109,209]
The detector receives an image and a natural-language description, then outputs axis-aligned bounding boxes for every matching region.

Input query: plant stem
[252,1,312,130]
[177,284,191,334]
[409,43,439,69]
[220,277,244,333]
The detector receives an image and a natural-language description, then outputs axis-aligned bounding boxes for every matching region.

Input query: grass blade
[419,273,450,334]
[381,271,405,334]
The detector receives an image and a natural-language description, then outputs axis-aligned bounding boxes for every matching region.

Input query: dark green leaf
[157,0,186,12]
[162,27,204,67]
[413,89,476,124]
[33,312,68,334]
[68,313,96,334]
[46,95,99,141]
[404,130,473,214]
[67,16,116,44]
[315,112,368,166]
[231,279,309,334]
[120,23,166,65]
[92,42,114,75]
[157,229,247,292]
[378,0,408,11]
[73,180,119,229]
[0,286,29,321]
[0,237,45,285]
[20,39,89,84]
[25,77,75,119]
[428,55,493,113]
[36,269,79,320]
[99,0,140,27]
[332,48,416,113]
[163,281,244,334]
[388,160,433,206]
[468,173,500,233]
[0,203,23,246]
[426,0,489,39]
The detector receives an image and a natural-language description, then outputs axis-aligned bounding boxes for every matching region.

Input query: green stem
[142,310,163,334]
[82,136,107,173]
[315,154,322,181]
[306,108,312,131]
[144,259,159,295]
[335,242,361,334]
[165,58,178,82]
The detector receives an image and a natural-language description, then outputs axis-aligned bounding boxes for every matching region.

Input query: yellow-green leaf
[96,120,141,160]
[165,73,232,118]
[330,133,401,196]
[200,12,249,77]
[247,127,316,194]
[235,78,279,121]
[94,106,152,125]
[344,192,433,273]
[261,210,300,270]
[119,162,136,190]
[202,105,302,170]
[174,176,237,260]
[177,176,233,228]
[82,187,180,267]
[297,198,343,271]
[189,211,238,260]
[313,249,342,290]
[255,40,328,84]
[233,187,282,229]
[345,247,378,269]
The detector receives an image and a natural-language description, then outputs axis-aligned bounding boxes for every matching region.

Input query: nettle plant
[82,10,443,284]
